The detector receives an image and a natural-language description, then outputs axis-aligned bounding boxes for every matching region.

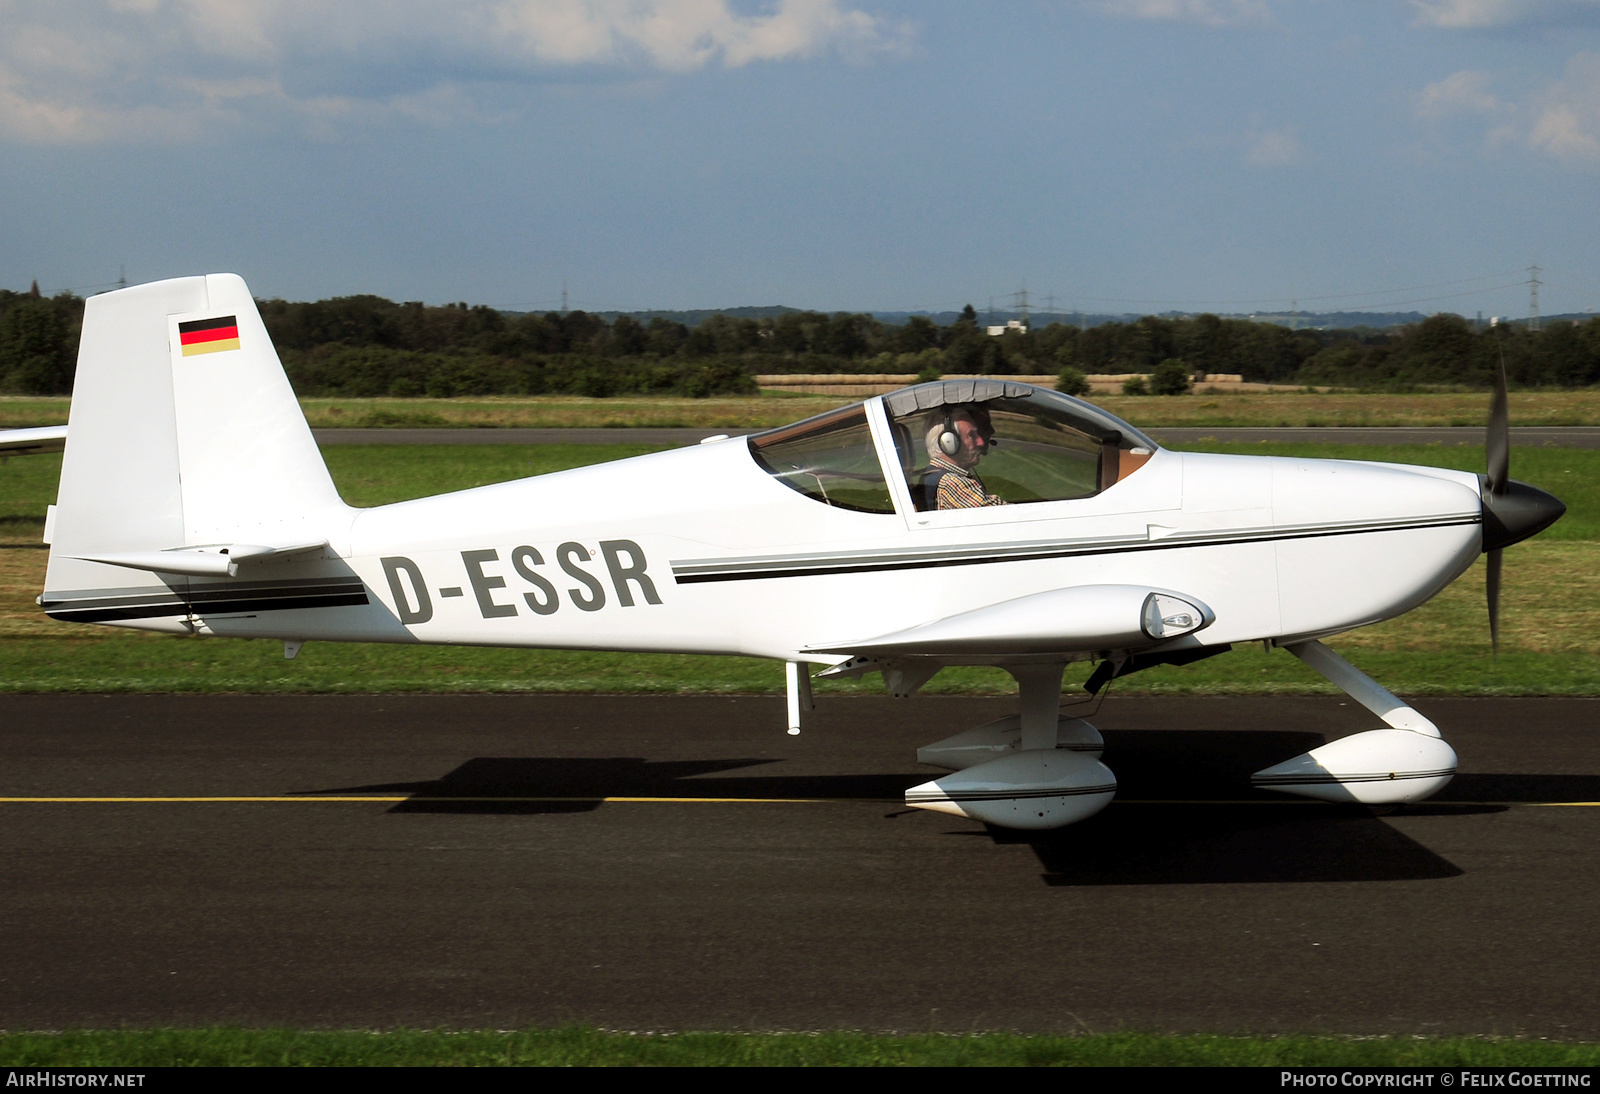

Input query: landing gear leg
[1284,640,1439,737]
[784,660,812,736]
[1009,662,1066,752]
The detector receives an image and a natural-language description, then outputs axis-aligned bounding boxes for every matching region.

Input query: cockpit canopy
[748,381,1158,514]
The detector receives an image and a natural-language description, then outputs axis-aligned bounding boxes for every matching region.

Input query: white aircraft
[39,275,1565,830]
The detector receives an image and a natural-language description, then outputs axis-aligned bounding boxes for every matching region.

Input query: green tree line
[3,288,1598,397]
[0,286,81,395]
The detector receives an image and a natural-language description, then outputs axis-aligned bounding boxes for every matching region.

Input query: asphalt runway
[310,426,1600,448]
[1,693,1596,1036]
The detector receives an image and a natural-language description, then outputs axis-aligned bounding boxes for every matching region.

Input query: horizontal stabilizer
[807,584,1213,658]
[71,541,328,578]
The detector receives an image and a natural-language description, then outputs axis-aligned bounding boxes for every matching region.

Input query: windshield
[747,403,896,514]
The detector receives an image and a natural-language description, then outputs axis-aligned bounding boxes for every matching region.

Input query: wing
[0,425,67,458]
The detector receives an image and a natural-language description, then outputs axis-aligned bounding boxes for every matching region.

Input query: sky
[3,0,1599,318]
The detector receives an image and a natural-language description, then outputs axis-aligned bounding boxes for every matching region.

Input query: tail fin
[44,274,349,628]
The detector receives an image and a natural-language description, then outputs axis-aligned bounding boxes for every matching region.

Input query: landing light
[1141,593,1202,640]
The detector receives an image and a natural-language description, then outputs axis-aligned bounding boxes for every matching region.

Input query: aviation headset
[937,407,996,457]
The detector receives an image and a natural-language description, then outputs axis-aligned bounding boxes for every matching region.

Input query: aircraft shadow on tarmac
[288,724,1600,887]
[304,756,912,815]
[990,733,1600,886]
[978,729,1466,886]
[988,805,1465,886]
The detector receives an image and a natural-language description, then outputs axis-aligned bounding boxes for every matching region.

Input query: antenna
[561,280,569,316]
[117,265,127,289]
[1528,264,1541,333]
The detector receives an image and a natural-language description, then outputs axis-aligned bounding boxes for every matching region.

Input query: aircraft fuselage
[117,435,1486,664]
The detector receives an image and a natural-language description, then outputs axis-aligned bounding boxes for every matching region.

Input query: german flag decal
[178,315,240,356]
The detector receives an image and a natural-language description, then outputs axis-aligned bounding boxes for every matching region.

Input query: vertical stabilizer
[44,274,350,628]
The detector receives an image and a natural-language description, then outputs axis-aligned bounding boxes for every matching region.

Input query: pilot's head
[926,405,995,471]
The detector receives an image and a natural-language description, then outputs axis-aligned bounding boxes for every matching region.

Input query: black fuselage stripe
[43,586,369,623]
[46,602,189,623]
[185,584,366,605]
[672,518,1480,584]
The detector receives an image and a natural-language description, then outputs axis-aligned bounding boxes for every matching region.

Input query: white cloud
[0,0,904,145]
[1414,54,1600,164]
[1409,0,1600,29]
[493,0,889,70]
[1177,120,1303,167]
[1415,70,1501,118]
[1410,0,1534,26]
[1528,51,1600,160]
[1244,125,1300,166]
[1095,0,1275,27]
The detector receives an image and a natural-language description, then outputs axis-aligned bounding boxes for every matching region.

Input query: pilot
[921,405,1006,509]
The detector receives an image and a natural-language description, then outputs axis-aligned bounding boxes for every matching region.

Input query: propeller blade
[1486,547,1502,655]
[1487,350,1509,495]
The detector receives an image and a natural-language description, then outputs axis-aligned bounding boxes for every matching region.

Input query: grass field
[1,1027,1597,1066]
[6,388,1600,431]
[1,441,1592,696]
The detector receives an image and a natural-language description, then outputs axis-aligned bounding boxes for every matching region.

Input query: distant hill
[511,304,1525,332]
[594,306,802,325]
[877,309,1436,331]
[1228,311,1429,330]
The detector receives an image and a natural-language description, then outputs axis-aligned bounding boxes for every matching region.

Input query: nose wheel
[1251,640,1456,804]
